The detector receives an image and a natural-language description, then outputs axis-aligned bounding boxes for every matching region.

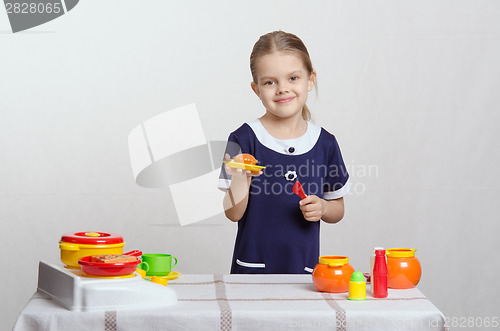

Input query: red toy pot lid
[60,232,124,245]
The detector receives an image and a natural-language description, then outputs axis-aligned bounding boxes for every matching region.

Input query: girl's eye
[290,76,299,81]
[264,81,275,86]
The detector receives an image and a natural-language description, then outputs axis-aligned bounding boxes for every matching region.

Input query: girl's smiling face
[251,52,316,120]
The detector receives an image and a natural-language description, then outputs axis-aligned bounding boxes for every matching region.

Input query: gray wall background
[1,0,499,329]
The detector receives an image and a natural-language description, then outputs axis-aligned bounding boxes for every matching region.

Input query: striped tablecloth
[14,274,448,330]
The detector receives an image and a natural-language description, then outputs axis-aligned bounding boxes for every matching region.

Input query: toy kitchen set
[37,231,178,312]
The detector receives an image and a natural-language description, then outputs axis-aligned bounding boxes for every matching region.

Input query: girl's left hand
[299,195,326,222]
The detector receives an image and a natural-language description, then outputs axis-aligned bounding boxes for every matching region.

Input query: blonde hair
[250,31,316,121]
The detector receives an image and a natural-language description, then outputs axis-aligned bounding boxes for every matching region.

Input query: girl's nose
[276,82,290,94]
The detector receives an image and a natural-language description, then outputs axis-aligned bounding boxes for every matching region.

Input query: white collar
[247,119,322,155]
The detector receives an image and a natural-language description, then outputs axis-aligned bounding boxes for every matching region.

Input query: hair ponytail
[302,104,311,121]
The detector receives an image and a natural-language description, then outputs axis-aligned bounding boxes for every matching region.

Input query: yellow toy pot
[59,232,125,268]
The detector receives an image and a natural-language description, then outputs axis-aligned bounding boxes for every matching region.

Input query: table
[14,274,448,330]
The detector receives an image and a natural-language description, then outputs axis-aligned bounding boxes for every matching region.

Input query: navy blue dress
[218,120,350,274]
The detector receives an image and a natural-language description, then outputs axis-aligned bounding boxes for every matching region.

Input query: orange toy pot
[386,248,422,289]
[312,256,354,293]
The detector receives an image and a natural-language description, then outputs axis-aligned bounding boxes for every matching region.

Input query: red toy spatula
[293,181,307,200]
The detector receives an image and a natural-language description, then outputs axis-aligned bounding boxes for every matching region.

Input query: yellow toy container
[59,232,125,268]
[348,271,366,301]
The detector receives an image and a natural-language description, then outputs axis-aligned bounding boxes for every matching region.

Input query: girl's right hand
[224,153,263,178]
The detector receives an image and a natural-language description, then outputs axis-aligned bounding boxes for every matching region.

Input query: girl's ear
[308,70,317,92]
[251,82,260,99]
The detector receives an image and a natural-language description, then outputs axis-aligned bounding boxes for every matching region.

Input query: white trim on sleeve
[323,180,351,200]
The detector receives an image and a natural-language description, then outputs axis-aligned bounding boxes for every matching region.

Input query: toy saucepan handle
[124,250,142,257]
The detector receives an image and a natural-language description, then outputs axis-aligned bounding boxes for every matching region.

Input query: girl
[219,31,351,274]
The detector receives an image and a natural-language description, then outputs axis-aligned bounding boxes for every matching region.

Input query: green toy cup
[138,253,178,276]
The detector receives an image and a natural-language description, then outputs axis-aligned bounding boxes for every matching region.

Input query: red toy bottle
[372,249,388,298]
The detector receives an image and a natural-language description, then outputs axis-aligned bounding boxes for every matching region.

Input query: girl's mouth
[276,97,295,103]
